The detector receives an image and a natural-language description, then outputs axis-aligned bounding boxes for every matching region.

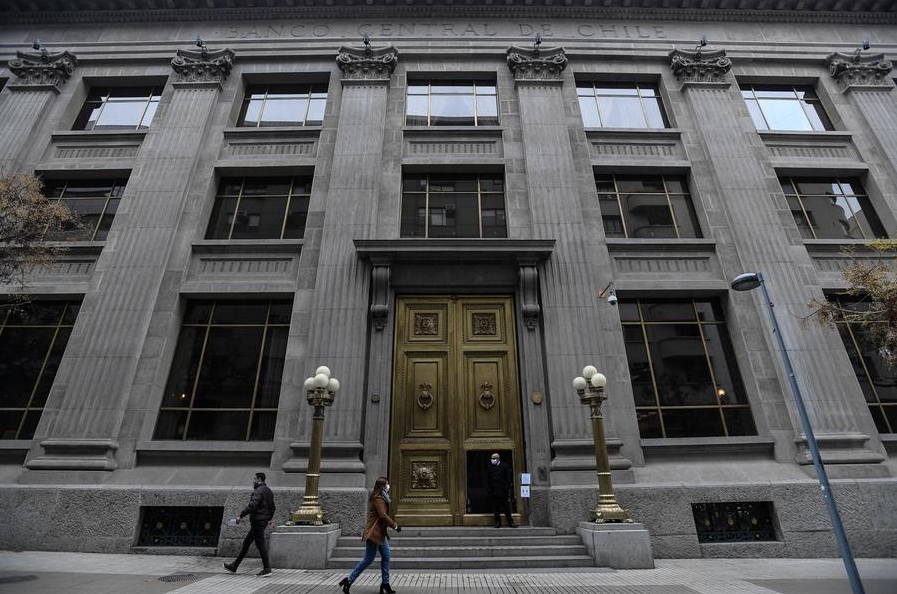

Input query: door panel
[391,296,523,526]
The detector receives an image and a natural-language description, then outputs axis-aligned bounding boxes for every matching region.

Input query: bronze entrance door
[390,296,524,526]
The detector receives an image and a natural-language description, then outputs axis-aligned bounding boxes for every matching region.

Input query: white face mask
[384,484,390,493]
[491,458,499,465]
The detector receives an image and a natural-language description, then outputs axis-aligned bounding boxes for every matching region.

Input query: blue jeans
[348,538,391,584]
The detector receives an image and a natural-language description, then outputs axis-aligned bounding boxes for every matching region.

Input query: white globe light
[328,378,340,393]
[590,372,607,388]
[572,376,588,391]
[313,373,329,388]
[303,377,316,391]
[315,366,331,378]
[582,365,598,379]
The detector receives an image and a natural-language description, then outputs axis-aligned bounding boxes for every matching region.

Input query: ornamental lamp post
[572,366,632,523]
[289,365,340,525]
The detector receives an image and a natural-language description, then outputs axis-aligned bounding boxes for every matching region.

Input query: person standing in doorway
[487,452,516,528]
[339,476,401,594]
[224,472,276,577]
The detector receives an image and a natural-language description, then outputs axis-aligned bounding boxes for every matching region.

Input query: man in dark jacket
[224,472,276,576]
[486,452,516,528]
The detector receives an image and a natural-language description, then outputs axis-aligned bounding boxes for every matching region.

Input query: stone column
[826,52,897,203]
[0,48,77,171]
[283,45,398,483]
[507,46,635,484]
[26,47,235,471]
[671,48,885,473]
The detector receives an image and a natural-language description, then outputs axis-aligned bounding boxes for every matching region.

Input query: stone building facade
[0,0,895,559]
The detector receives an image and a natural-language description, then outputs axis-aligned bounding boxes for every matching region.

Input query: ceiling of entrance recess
[0,0,895,25]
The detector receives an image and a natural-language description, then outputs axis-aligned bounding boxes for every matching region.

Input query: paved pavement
[0,551,895,594]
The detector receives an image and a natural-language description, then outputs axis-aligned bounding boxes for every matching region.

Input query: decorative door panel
[391,296,524,526]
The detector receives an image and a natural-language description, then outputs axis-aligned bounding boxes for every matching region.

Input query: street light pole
[289,365,340,526]
[731,272,864,594]
[572,366,632,523]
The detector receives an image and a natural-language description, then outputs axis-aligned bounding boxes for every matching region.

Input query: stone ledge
[191,240,303,254]
[641,435,776,458]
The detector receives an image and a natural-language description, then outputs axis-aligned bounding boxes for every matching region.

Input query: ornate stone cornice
[7,49,77,90]
[669,48,732,84]
[336,45,398,81]
[826,52,894,90]
[170,46,235,86]
[506,46,568,82]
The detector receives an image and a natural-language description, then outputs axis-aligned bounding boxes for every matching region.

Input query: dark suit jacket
[240,482,276,522]
[486,461,513,498]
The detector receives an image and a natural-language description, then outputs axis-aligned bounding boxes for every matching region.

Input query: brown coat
[361,493,397,545]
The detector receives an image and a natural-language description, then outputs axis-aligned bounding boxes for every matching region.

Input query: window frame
[780,176,885,241]
[596,174,702,239]
[576,82,669,129]
[237,83,328,128]
[400,173,508,239]
[205,176,312,241]
[42,178,128,242]
[73,86,162,131]
[741,84,832,132]
[405,78,500,127]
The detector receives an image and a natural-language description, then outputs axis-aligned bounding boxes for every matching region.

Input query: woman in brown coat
[339,476,400,594]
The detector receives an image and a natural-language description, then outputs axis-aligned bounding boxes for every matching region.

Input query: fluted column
[672,48,884,470]
[26,47,235,471]
[285,44,398,479]
[0,48,77,170]
[507,45,635,481]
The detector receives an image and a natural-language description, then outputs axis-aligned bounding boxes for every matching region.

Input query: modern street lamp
[572,366,632,523]
[731,272,865,594]
[289,365,340,525]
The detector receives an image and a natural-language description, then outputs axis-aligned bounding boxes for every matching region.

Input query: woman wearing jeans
[339,477,400,594]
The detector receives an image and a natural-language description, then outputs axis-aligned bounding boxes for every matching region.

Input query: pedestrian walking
[486,452,516,528]
[224,471,276,577]
[339,476,401,594]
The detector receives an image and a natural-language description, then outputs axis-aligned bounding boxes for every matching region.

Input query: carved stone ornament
[668,48,732,84]
[506,46,568,82]
[471,313,497,336]
[518,265,541,331]
[414,313,438,336]
[411,461,437,490]
[417,382,434,411]
[478,382,496,411]
[826,52,894,89]
[8,49,77,89]
[370,264,391,331]
[170,47,235,85]
[336,45,398,81]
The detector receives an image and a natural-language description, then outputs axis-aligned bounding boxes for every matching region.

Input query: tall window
[781,178,885,240]
[155,300,290,441]
[577,83,668,129]
[0,301,79,440]
[741,85,832,131]
[400,174,506,238]
[621,299,755,438]
[597,175,701,239]
[406,80,499,126]
[43,179,127,241]
[206,177,311,240]
[73,86,162,131]
[238,84,327,127]
[831,297,897,434]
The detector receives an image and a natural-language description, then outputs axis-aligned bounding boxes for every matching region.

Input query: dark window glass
[238,83,328,127]
[155,300,291,441]
[621,298,755,439]
[206,177,311,240]
[73,86,162,131]
[577,83,668,129]
[400,174,507,238]
[42,179,128,241]
[780,177,885,240]
[830,297,897,433]
[0,301,79,439]
[741,84,832,131]
[596,175,701,239]
[405,79,499,126]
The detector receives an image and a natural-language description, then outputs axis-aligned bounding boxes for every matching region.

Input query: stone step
[335,534,584,548]
[381,526,559,538]
[326,555,596,570]
[330,544,589,559]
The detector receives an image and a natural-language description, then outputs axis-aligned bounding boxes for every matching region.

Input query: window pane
[18,410,42,440]
[744,100,768,130]
[30,327,71,408]
[476,96,499,125]
[430,95,476,126]
[259,98,307,126]
[624,328,656,407]
[187,410,250,441]
[73,101,104,130]
[406,95,429,125]
[643,98,667,128]
[579,97,601,127]
[646,324,716,407]
[757,98,813,131]
[306,98,326,125]
[94,198,119,241]
[240,99,263,127]
[636,409,663,438]
[193,327,264,408]
[229,196,288,239]
[0,412,24,440]
[400,193,427,237]
[212,301,269,325]
[283,195,310,239]
[621,193,676,238]
[0,328,55,408]
[723,408,757,436]
[701,325,749,405]
[242,178,293,196]
[669,194,702,238]
[662,409,725,438]
[93,101,149,130]
[140,100,158,129]
[801,196,858,239]
[205,196,237,239]
[160,326,205,407]
[640,301,697,322]
[597,96,647,128]
[250,411,277,441]
[255,327,287,409]
[154,410,188,440]
[481,194,507,238]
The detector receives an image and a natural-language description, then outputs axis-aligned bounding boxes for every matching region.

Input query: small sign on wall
[520,485,531,498]
[520,473,531,485]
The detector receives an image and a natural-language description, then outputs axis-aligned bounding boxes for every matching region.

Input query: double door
[389,296,524,526]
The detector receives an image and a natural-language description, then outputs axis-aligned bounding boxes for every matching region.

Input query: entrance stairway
[326,526,595,570]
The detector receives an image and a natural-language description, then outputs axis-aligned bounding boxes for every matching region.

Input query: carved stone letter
[507,46,568,82]
[669,48,732,85]
[826,52,894,91]
[171,47,235,87]
[336,45,398,82]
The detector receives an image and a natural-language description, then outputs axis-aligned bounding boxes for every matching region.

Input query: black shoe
[380,584,397,594]
[509,522,517,528]
[339,577,352,593]
[257,568,272,577]
[223,562,237,573]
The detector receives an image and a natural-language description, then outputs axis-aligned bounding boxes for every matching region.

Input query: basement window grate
[692,501,777,543]
[137,505,224,547]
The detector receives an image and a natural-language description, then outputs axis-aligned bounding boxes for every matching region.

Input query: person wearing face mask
[223,472,276,577]
[339,476,401,594]
[486,452,516,528]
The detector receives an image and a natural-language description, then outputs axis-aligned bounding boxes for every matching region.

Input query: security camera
[607,293,618,306]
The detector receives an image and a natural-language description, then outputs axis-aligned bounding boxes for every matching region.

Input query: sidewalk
[0,551,895,594]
